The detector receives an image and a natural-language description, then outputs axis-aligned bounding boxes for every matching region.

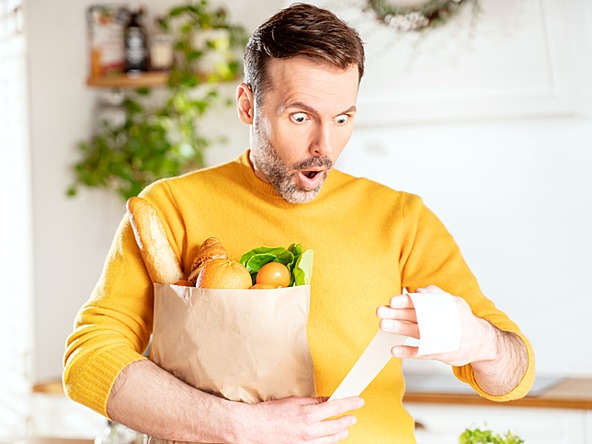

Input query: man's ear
[236,83,255,124]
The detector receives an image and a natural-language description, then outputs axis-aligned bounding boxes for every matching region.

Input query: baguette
[126,196,184,284]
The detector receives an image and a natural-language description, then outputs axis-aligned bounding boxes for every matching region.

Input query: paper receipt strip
[329,330,406,400]
[329,292,461,400]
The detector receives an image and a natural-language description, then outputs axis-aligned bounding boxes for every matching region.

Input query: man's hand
[376,285,495,366]
[107,359,363,443]
[234,396,364,443]
[376,285,528,396]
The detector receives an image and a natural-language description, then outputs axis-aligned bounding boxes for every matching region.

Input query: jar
[150,18,174,72]
[94,420,144,444]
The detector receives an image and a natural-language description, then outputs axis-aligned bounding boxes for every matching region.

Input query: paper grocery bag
[150,283,316,404]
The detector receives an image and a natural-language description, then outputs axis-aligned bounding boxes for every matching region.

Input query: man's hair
[244,3,365,104]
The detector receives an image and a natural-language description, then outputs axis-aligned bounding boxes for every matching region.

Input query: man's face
[248,57,359,204]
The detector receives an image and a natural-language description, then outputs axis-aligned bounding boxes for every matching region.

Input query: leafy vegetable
[293,249,313,286]
[459,426,524,444]
[239,243,313,286]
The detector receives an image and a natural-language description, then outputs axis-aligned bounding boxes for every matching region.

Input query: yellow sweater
[63,150,534,443]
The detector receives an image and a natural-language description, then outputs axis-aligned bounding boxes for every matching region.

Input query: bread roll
[126,196,184,284]
[187,237,228,285]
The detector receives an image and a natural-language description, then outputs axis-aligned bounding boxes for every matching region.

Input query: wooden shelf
[87,72,240,89]
[86,71,168,88]
[14,439,93,444]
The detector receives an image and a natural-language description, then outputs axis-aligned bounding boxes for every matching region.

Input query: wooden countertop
[34,376,592,410]
[403,376,592,409]
[0,439,93,444]
[18,440,93,444]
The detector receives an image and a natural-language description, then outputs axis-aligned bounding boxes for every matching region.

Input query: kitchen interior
[1,0,591,443]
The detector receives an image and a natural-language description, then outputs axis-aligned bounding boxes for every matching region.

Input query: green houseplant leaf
[68,0,249,201]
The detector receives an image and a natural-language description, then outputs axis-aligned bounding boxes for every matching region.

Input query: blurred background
[1,0,591,442]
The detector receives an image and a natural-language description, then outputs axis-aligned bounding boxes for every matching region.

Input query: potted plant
[67,0,249,201]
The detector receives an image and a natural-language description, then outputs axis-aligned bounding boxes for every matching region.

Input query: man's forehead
[265,57,359,112]
[266,56,359,82]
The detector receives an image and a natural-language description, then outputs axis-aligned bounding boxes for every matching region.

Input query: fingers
[247,396,363,443]
[388,286,444,306]
[387,293,414,309]
[377,295,419,338]
[379,319,419,338]
[391,345,419,359]
[376,287,444,339]
[305,396,364,423]
[299,397,363,442]
[307,414,357,442]
[376,305,417,323]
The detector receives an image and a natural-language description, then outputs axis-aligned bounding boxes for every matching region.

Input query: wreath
[363,0,479,32]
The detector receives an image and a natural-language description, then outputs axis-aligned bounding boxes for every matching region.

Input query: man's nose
[309,122,333,157]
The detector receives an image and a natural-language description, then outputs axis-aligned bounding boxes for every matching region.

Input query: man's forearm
[106,359,363,443]
[470,321,529,396]
[107,359,239,442]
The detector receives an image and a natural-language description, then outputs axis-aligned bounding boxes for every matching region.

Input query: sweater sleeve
[62,212,152,417]
[62,182,185,417]
[399,195,535,402]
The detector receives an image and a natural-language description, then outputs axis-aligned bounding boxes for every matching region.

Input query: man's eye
[335,114,350,125]
[290,112,308,124]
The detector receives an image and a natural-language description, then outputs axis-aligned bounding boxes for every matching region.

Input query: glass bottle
[150,17,174,72]
[124,4,148,74]
[94,419,144,444]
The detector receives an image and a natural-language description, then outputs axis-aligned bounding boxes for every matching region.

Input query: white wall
[335,0,592,377]
[25,0,281,383]
[26,0,592,384]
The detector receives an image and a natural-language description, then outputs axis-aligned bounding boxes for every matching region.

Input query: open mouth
[302,170,321,179]
[298,169,326,190]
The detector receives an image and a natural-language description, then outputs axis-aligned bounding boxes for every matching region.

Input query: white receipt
[329,330,405,401]
[408,292,461,356]
[329,292,461,400]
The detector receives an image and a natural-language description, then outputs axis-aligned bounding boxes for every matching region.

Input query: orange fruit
[256,262,291,288]
[196,258,252,289]
[250,283,276,290]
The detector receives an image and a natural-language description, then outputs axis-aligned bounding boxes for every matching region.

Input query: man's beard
[251,131,333,204]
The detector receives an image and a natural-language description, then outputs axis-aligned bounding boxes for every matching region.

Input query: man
[64,4,534,443]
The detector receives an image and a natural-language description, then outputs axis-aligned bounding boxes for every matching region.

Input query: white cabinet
[405,403,590,444]
[30,393,106,439]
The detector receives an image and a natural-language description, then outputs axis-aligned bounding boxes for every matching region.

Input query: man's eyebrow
[280,102,357,117]
[340,105,357,115]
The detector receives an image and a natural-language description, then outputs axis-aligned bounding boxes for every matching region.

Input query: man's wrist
[219,397,252,443]
[469,322,528,396]
[473,318,500,364]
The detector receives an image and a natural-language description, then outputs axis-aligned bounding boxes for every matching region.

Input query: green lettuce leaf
[239,243,313,286]
[293,249,314,286]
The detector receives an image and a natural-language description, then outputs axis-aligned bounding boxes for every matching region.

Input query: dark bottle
[124,4,148,73]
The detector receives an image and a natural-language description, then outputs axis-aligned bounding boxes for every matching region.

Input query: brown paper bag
[150,283,315,404]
